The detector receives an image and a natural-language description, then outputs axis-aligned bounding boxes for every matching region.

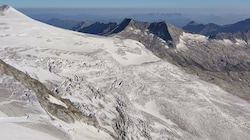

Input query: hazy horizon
[15,7,250,26]
[2,1,250,26]
[2,0,250,9]
[17,7,250,16]
[1,0,250,15]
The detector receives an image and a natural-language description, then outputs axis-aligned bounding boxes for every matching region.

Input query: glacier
[0,5,250,140]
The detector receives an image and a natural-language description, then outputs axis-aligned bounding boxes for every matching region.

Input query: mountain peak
[109,18,183,47]
[187,21,199,25]
[0,5,28,18]
[149,21,183,46]
[111,18,149,33]
[122,18,134,23]
[0,5,10,12]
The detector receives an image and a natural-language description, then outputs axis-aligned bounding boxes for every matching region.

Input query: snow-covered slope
[1,5,250,140]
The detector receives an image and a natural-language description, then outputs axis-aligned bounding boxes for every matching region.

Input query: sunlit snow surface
[1,6,250,140]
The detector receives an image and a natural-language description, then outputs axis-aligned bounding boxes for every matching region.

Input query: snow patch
[177,32,208,51]
[176,38,188,50]
[235,39,247,46]
[183,32,208,42]
[223,39,234,45]
[106,39,160,66]
[47,95,68,108]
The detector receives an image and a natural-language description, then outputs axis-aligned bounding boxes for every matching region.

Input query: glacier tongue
[0,5,250,140]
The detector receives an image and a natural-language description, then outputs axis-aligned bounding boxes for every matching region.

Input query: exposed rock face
[74,18,184,47]
[168,37,250,101]
[109,18,183,47]
[0,5,10,12]
[148,22,183,46]
[111,19,150,33]
[209,30,250,43]
[0,5,10,16]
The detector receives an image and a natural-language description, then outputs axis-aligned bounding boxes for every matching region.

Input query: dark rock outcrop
[0,5,10,12]
[209,30,250,43]
[109,18,183,47]
[183,18,250,36]
[111,18,149,33]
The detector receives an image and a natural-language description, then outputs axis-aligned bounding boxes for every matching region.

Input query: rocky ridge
[183,18,250,36]
[108,18,250,102]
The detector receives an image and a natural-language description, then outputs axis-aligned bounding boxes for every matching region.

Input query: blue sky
[2,0,250,8]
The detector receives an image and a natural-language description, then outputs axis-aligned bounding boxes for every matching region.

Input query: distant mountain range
[183,18,250,36]
[33,13,191,30]
[210,30,250,43]
[86,17,250,72]
[72,22,118,35]
[29,11,250,37]
[38,18,80,29]
[73,18,183,47]
[72,17,250,44]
